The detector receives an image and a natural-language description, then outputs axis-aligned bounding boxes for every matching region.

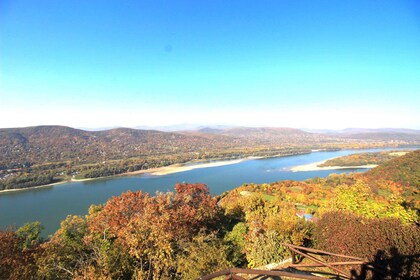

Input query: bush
[314,210,420,279]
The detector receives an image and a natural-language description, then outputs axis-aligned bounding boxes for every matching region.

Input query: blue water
[0,148,412,236]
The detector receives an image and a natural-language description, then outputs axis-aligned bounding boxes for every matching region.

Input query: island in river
[291,150,410,172]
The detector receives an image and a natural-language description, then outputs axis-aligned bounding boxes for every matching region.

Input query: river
[0,148,412,236]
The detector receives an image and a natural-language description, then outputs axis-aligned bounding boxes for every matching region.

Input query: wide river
[0,148,412,236]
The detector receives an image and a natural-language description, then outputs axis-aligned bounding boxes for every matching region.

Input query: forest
[1,125,419,191]
[1,150,418,279]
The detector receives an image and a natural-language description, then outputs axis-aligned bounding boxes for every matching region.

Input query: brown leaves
[0,230,40,280]
[85,183,221,278]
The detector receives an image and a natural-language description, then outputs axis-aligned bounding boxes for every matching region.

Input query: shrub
[314,210,420,279]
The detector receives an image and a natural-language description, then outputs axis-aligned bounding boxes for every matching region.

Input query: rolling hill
[0,126,240,168]
[1,125,419,170]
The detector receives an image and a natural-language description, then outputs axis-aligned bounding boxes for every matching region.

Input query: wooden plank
[282,243,365,261]
[231,274,247,280]
[286,246,351,278]
[289,261,365,267]
[229,268,327,279]
[200,269,230,280]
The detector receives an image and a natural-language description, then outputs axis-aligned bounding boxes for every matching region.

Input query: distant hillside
[196,126,420,143]
[341,132,420,141]
[2,125,420,170]
[302,128,420,141]
[192,126,333,145]
[340,128,420,134]
[333,128,420,141]
[0,126,237,168]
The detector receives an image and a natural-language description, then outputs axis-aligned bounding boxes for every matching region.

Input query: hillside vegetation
[359,149,420,209]
[1,150,419,279]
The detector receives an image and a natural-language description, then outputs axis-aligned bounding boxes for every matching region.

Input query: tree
[177,232,231,279]
[37,215,89,279]
[0,229,39,280]
[16,221,44,250]
[86,183,221,279]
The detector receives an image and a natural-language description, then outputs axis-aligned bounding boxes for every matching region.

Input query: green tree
[16,221,44,250]
[224,222,248,266]
[37,215,89,279]
[177,232,231,280]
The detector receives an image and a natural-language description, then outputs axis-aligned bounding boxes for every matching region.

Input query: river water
[0,148,411,236]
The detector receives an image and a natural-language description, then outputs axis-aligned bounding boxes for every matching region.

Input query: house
[296,210,318,222]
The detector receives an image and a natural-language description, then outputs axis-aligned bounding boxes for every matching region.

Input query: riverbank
[0,180,68,194]
[290,159,378,172]
[0,158,252,194]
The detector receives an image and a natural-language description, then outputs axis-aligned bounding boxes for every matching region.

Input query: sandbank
[389,151,409,156]
[290,159,378,172]
[71,177,106,182]
[147,159,245,176]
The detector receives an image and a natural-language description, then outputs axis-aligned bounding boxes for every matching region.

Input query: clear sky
[1,0,419,129]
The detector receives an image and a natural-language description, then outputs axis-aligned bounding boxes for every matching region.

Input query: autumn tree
[85,183,224,279]
[0,229,39,280]
[177,232,232,279]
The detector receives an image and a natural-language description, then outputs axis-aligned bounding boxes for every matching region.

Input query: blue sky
[1,0,419,129]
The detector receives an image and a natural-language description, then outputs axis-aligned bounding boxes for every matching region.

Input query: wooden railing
[199,267,327,280]
[200,243,386,280]
[283,243,386,279]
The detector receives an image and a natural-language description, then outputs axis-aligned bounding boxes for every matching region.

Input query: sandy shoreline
[0,158,249,194]
[0,180,68,193]
[147,159,245,175]
[290,159,378,172]
[0,176,117,194]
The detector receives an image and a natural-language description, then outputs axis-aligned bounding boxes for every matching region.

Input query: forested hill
[1,124,419,170]
[305,127,420,142]
[0,125,238,168]
[359,149,420,209]
[0,125,337,169]
[362,149,420,188]
[193,127,322,145]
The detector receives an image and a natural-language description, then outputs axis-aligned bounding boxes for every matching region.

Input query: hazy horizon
[1,1,419,129]
[2,123,420,133]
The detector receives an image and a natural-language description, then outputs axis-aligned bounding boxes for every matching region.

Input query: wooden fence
[200,243,386,279]
[200,267,327,280]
